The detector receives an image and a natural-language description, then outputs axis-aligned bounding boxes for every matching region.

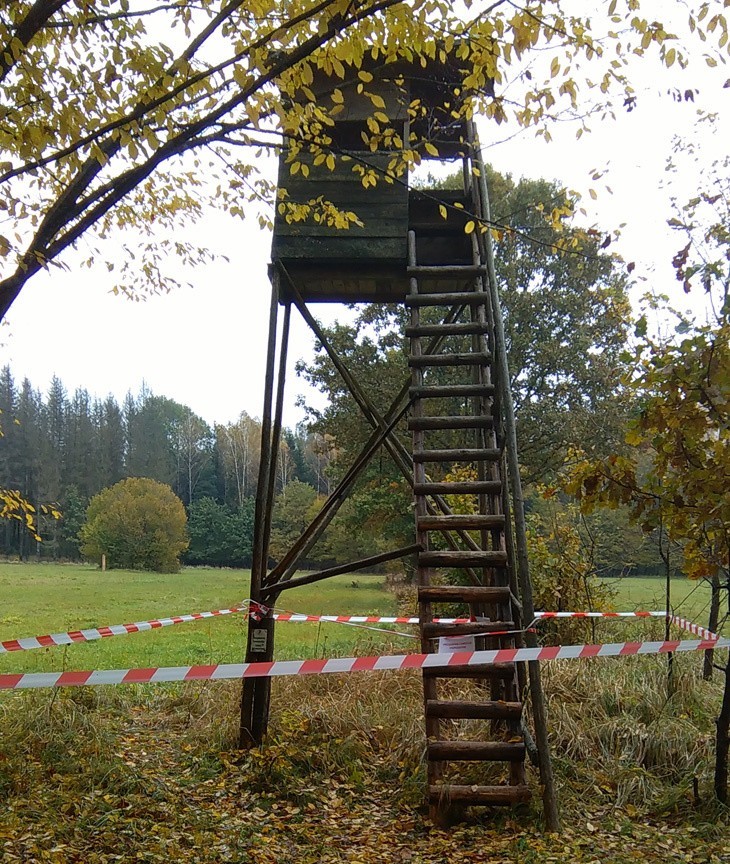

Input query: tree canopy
[79,476,189,572]
[2,1,727,318]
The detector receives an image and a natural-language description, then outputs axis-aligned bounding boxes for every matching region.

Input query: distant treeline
[0,366,335,565]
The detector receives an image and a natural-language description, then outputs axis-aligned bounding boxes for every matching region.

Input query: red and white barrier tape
[0,606,245,654]
[270,611,668,624]
[0,636,726,691]
[669,614,719,641]
[0,607,673,654]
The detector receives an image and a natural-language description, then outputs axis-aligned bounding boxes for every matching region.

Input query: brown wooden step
[422,621,514,639]
[414,481,501,496]
[423,662,515,680]
[409,415,494,431]
[406,322,489,338]
[429,784,531,806]
[417,514,505,532]
[426,699,522,721]
[417,585,509,603]
[408,265,487,278]
[410,384,494,400]
[405,291,490,307]
[408,353,490,368]
[413,448,500,463]
[420,551,508,568]
[428,741,525,762]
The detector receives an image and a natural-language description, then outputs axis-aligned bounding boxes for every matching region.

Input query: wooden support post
[470,123,561,832]
[239,276,285,748]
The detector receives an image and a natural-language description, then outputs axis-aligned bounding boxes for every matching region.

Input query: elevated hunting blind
[271,55,473,301]
[244,50,558,830]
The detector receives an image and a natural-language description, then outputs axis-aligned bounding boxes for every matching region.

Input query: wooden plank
[413,448,501,463]
[426,699,522,720]
[276,219,407,239]
[429,784,531,805]
[422,662,516,680]
[414,480,501,495]
[428,741,525,762]
[408,415,494,431]
[418,584,508,601]
[405,292,490,306]
[406,322,489,337]
[419,550,508,568]
[422,620,513,638]
[408,353,490,367]
[417,515,505,532]
[409,384,494,399]
[274,236,407,261]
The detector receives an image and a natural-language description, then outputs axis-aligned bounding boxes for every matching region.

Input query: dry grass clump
[541,652,722,810]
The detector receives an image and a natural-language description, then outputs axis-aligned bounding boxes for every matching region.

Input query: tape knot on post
[248,600,270,622]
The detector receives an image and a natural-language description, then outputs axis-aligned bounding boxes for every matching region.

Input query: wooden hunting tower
[242,52,557,829]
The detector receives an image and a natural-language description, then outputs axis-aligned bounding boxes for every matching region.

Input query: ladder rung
[406,322,489,338]
[408,265,487,277]
[409,415,494,431]
[413,448,500,463]
[423,662,515,680]
[422,620,514,638]
[429,784,531,806]
[410,384,494,400]
[425,699,522,721]
[408,353,490,368]
[420,551,508,568]
[428,741,525,762]
[417,584,509,602]
[405,292,490,307]
[414,481,501,496]
[417,515,505,532]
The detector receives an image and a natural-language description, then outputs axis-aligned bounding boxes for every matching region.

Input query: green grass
[601,574,722,630]
[0,565,723,676]
[0,563,400,674]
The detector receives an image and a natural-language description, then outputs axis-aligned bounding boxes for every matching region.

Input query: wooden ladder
[407,226,530,823]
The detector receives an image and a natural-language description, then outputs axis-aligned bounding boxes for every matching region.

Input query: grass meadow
[0,562,722,675]
[1,563,728,861]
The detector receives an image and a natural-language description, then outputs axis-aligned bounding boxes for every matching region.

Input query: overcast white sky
[1,18,727,430]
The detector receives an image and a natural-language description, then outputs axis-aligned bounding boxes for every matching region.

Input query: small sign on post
[251,628,268,653]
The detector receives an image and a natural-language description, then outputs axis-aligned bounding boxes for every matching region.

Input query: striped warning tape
[669,614,719,641]
[271,611,668,624]
[0,606,245,653]
[0,603,672,654]
[0,608,670,654]
[0,637,726,690]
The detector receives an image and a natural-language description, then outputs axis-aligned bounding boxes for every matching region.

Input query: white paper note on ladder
[437,634,476,654]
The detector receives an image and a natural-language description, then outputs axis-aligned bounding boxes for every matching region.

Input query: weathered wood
[407,265,487,277]
[420,550,507,568]
[408,352,490,367]
[417,584,509,602]
[429,784,531,805]
[406,291,491,306]
[426,699,523,721]
[422,620,514,639]
[240,276,280,749]
[413,448,501,463]
[409,384,494,399]
[275,235,406,262]
[422,662,516,680]
[405,322,490,337]
[471,120,560,832]
[417,514,505,531]
[409,415,494,431]
[414,480,501,496]
[428,741,525,762]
